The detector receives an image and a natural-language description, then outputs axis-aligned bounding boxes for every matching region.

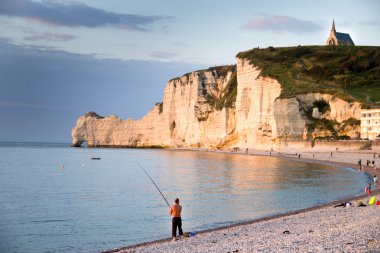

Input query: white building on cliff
[361,109,380,140]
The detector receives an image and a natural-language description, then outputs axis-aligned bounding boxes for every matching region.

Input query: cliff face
[72,57,361,149]
[72,67,237,148]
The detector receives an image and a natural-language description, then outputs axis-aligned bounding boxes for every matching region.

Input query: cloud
[0,19,74,42]
[0,18,36,33]
[0,0,173,31]
[149,51,177,59]
[24,32,76,42]
[0,36,13,44]
[172,41,188,48]
[359,19,380,26]
[243,15,321,33]
[0,101,76,111]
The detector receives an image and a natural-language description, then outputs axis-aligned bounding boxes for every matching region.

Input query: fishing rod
[135,162,171,208]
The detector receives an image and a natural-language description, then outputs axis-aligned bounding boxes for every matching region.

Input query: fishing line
[135,162,170,207]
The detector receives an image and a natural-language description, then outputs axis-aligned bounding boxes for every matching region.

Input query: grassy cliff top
[237,46,380,104]
[169,65,236,82]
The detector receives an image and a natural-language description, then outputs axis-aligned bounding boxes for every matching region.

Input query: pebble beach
[106,149,380,253]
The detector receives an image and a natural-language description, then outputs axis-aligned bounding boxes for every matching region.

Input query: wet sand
[104,149,380,253]
[263,148,379,183]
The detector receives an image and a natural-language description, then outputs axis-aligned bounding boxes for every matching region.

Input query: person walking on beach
[374,175,378,185]
[169,198,183,241]
[358,159,362,170]
[365,183,372,196]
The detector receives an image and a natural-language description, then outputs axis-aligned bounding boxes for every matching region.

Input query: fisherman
[169,198,183,241]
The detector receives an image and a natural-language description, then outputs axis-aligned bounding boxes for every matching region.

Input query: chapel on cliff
[326,20,355,46]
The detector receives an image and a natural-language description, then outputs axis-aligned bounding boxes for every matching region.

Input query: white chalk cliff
[72,57,361,150]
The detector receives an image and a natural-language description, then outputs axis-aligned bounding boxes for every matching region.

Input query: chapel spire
[331,19,336,32]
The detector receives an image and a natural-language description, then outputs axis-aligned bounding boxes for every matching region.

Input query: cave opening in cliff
[75,141,88,148]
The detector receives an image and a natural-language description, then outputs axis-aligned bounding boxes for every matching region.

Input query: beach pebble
[113,197,380,253]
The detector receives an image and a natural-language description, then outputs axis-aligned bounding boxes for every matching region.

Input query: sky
[0,0,379,143]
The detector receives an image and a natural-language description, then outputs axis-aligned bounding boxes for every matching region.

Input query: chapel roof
[335,32,355,45]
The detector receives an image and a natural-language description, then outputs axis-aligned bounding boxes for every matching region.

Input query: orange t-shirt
[169,204,182,217]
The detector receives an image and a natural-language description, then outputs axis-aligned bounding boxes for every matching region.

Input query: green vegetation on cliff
[208,65,236,78]
[201,66,238,110]
[237,46,380,104]
[213,70,238,110]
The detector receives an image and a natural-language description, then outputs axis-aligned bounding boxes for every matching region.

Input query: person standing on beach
[374,175,378,185]
[365,183,372,196]
[169,198,183,241]
[358,159,362,170]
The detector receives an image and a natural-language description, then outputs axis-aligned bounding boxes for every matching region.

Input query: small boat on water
[91,157,101,160]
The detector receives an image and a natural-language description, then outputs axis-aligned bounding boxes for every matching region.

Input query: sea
[0,142,371,253]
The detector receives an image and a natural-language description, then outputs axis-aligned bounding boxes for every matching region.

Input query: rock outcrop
[72,66,237,148]
[72,55,361,150]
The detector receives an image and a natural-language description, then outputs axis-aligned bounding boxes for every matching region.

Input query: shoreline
[103,148,380,253]
[103,193,379,253]
[172,147,378,182]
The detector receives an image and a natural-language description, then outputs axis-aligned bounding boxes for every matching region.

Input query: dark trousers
[172,217,183,237]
